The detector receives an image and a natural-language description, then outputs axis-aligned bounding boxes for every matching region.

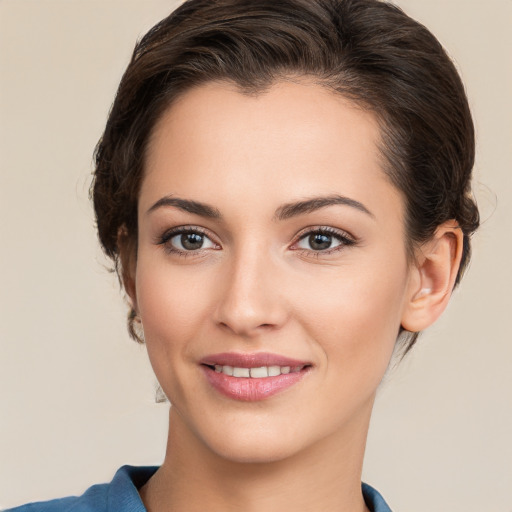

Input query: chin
[177,406,310,465]
[208,433,303,464]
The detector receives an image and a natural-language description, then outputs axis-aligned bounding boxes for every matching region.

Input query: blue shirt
[5,466,392,512]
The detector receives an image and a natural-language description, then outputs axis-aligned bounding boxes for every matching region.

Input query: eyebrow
[146,194,374,220]
[273,194,374,221]
[147,196,222,218]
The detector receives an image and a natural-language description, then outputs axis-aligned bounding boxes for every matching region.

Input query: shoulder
[3,486,108,512]
[4,466,158,512]
[362,482,393,512]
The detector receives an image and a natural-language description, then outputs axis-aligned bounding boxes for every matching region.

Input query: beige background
[0,1,510,510]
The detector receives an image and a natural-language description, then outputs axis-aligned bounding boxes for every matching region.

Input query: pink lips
[200,352,312,402]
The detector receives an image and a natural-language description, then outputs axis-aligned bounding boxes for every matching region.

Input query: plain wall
[1,1,511,510]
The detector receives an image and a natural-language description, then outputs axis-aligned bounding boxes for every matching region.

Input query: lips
[200,352,312,401]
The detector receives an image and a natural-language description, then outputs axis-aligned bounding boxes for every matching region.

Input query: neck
[140,406,372,512]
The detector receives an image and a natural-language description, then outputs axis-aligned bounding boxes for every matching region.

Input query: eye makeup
[291,226,357,257]
[154,224,358,259]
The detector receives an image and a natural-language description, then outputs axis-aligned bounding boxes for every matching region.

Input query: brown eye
[294,228,356,254]
[297,231,342,251]
[308,233,334,251]
[158,227,218,255]
[176,233,205,250]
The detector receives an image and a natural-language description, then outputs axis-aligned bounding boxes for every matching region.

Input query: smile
[210,365,304,378]
[200,353,312,401]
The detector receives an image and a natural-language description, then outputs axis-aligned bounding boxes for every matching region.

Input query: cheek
[296,255,409,371]
[134,254,219,405]
[134,254,211,360]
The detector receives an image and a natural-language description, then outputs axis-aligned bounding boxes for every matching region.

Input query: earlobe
[401,221,463,333]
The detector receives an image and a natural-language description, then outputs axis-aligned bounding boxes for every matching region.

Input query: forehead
[141,79,402,224]
[146,79,381,172]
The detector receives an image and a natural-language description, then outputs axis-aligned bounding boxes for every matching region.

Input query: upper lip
[200,352,311,368]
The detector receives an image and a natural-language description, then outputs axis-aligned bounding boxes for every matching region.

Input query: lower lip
[201,366,309,401]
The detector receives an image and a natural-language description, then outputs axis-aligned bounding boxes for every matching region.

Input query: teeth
[250,366,268,378]
[222,365,234,376]
[268,366,281,377]
[233,367,250,377]
[214,365,303,378]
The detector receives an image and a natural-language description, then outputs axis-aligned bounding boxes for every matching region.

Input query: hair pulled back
[92,0,479,353]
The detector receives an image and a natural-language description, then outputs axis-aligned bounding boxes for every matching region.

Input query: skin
[126,80,463,512]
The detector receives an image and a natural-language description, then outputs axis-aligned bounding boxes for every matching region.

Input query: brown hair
[92,0,479,353]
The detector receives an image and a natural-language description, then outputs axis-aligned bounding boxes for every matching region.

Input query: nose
[213,246,289,339]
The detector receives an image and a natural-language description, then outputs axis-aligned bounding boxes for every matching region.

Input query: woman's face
[134,80,416,463]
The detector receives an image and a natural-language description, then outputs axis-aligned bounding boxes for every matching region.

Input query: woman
[6,0,479,511]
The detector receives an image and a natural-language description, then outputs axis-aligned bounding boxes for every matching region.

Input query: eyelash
[156,225,357,258]
[292,226,356,257]
[156,226,217,258]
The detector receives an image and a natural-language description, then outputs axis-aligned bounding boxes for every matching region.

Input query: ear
[117,225,138,314]
[401,220,463,332]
